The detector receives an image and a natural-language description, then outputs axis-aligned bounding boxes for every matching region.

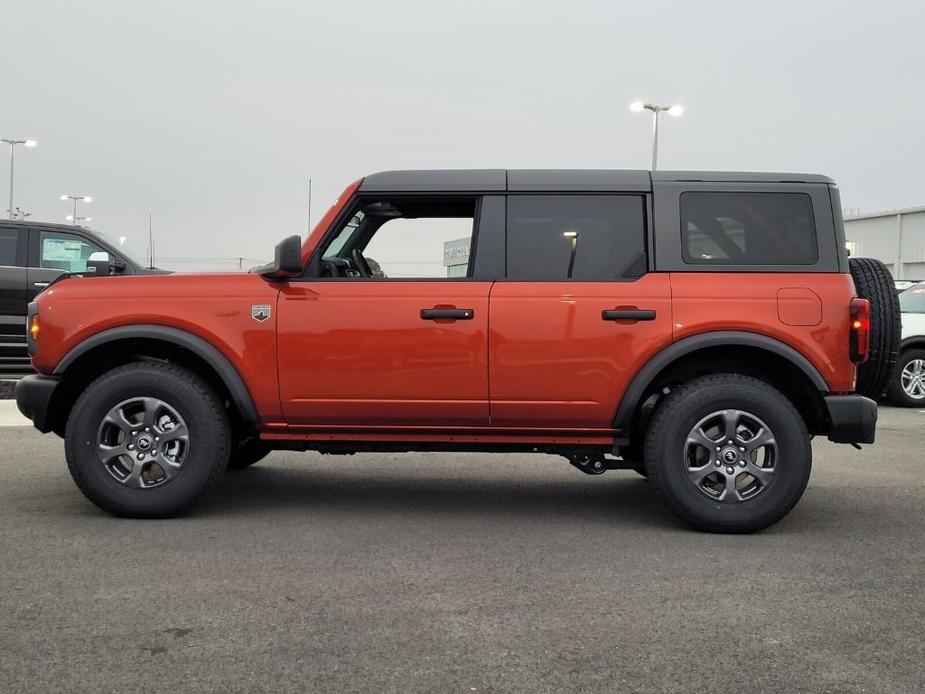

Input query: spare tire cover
[849,257,901,398]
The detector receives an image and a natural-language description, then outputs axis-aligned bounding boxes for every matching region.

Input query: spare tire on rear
[849,257,901,399]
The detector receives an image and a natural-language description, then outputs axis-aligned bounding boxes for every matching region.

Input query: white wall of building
[845,207,925,280]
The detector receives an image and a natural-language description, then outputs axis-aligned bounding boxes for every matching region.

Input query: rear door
[0,225,30,374]
[488,193,672,429]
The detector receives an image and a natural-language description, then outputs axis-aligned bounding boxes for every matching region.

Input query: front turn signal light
[29,315,39,341]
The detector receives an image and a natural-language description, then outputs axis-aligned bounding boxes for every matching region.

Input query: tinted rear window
[681,192,817,265]
[506,195,646,280]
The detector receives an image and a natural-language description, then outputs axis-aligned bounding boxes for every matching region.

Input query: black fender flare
[54,324,258,422]
[613,330,829,430]
[900,336,925,352]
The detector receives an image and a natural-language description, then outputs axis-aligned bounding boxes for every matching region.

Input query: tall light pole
[629,102,683,170]
[60,194,92,225]
[1,138,37,220]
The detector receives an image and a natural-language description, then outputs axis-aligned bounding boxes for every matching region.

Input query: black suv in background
[0,220,160,376]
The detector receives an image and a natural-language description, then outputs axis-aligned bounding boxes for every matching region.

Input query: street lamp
[60,194,92,225]
[629,102,683,170]
[1,138,37,220]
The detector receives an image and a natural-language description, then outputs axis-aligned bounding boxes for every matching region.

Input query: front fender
[54,325,258,422]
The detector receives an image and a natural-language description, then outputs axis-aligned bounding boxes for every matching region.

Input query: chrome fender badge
[251,304,271,322]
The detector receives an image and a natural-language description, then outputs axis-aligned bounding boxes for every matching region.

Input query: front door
[488,194,673,429]
[277,194,495,427]
[26,227,111,298]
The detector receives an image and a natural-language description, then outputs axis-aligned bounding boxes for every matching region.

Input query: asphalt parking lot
[1,407,923,694]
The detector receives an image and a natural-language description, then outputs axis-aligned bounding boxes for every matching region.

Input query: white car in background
[888,282,925,406]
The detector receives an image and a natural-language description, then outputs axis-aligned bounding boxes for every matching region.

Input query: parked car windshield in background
[899,283,925,313]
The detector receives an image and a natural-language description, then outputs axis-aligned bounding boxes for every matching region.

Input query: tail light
[849,298,870,364]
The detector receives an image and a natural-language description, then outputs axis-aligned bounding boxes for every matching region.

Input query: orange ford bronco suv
[16,170,900,532]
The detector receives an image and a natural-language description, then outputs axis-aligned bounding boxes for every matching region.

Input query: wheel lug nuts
[154,437,159,442]
[715,460,722,467]
[739,461,746,468]
[726,466,734,474]
[716,446,721,452]
[131,431,137,437]
[138,453,145,460]
[739,447,745,452]
[727,440,733,445]
[127,444,134,450]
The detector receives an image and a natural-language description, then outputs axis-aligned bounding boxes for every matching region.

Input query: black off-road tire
[849,257,901,399]
[64,362,231,518]
[886,348,925,407]
[227,437,272,471]
[644,374,812,533]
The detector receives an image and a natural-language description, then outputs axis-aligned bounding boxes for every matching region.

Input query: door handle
[602,308,656,321]
[421,308,474,320]
[33,282,50,288]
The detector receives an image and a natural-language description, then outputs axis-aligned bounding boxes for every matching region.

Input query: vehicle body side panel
[31,273,283,420]
[669,272,856,392]
[488,274,673,428]
[901,311,925,343]
[276,280,492,426]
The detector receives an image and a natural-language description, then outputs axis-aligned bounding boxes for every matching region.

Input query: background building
[845,207,925,280]
[443,237,470,277]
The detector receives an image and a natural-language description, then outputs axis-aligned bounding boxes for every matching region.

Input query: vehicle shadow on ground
[196,458,682,529]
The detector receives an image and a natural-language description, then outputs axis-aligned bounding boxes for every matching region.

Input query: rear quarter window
[681,192,817,265]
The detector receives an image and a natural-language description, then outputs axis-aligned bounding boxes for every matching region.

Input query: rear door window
[681,192,817,265]
[506,195,647,280]
[0,228,22,266]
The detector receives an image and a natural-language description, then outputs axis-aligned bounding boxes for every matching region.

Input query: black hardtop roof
[0,219,98,233]
[359,169,835,192]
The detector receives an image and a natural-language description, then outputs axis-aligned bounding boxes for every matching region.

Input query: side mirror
[86,251,112,276]
[254,235,303,280]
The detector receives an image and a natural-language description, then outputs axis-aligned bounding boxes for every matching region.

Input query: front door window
[319,197,475,279]
[39,231,106,273]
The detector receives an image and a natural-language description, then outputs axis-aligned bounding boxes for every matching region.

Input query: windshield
[899,283,925,313]
[85,227,150,268]
[323,211,365,260]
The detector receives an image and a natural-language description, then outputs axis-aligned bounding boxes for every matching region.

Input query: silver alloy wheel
[684,409,778,503]
[900,358,925,400]
[96,397,190,488]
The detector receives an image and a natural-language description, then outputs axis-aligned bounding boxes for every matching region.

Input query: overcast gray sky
[3,0,924,270]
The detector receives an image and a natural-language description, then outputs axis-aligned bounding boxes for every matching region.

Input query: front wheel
[64,362,231,518]
[644,374,811,533]
[887,348,925,407]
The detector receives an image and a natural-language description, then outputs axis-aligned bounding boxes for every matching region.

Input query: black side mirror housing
[254,235,303,280]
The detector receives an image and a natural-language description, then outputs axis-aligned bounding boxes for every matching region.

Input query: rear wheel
[887,348,925,407]
[849,257,901,399]
[64,362,231,517]
[644,374,811,533]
